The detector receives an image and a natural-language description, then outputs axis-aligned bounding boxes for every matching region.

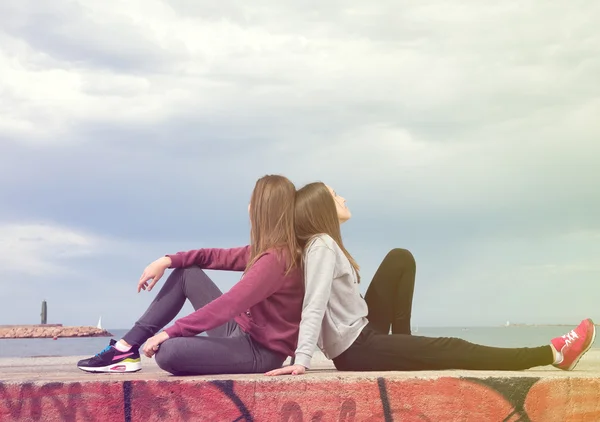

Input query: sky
[0,0,598,330]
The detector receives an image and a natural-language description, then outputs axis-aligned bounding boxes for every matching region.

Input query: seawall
[2,351,600,421]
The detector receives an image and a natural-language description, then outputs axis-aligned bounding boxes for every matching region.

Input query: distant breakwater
[0,325,113,339]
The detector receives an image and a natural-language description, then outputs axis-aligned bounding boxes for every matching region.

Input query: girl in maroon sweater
[77,175,304,375]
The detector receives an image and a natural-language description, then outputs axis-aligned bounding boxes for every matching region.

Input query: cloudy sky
[1,0,598,330]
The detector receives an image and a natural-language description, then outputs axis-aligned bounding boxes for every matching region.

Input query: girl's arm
[167,245,250,271]
[293,245,336,369]
[163,251,287,338]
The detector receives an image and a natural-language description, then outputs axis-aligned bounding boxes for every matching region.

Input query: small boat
[97,316,102,329]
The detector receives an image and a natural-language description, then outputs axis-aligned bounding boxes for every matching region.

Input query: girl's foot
[551,318,596,371]
[77,339,142,373]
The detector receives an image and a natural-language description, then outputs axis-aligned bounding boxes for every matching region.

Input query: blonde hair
[294,182,360,282]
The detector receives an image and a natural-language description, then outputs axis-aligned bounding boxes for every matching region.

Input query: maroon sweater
[162,245,304,357]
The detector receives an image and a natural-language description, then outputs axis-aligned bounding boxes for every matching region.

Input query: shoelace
[95,345,112,357]
[563,330,579,346]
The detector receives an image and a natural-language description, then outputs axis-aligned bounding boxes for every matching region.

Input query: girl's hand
[138,256,172,292]
[142,331,170,358]
[265,364,306,376]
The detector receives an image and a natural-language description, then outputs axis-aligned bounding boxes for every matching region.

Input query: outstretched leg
[335,327,553,371]
[364,248,416,335]
[333,319,595,372]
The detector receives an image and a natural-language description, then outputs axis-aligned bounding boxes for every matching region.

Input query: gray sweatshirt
[294,234,369,369]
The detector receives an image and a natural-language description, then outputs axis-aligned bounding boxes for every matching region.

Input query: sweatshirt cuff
[166,254,182,268]
[294,352,312,369]
[163,325,182,338]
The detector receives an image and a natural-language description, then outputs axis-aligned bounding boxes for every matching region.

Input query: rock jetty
[0,325,113,339]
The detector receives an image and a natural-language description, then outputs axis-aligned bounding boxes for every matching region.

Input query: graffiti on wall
[1,376,599,421]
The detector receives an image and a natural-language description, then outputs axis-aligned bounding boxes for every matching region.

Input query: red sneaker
[551,318,596,371]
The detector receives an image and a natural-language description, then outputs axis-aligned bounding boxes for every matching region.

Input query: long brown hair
[294,182,360,282]
[246,175,300,274]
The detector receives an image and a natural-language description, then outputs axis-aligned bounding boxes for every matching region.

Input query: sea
[0,326,595,359]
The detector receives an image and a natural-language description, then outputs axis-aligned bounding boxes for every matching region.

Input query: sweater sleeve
[166,245,249,271]
[163,251,287,338]
[293,245,336,369]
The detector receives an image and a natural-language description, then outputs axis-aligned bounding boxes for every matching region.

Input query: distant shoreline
[411,324,593,329]
[501,324,586,327]
[0,325,113,339]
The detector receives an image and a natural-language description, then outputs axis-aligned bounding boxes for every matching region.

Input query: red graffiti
[1,376,599,421]
[0,382,123,421]
[526,379,600,422]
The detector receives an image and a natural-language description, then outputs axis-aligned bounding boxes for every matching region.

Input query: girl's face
[326,185,351,223]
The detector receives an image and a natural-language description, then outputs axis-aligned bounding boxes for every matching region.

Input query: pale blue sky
[1,0,598,329]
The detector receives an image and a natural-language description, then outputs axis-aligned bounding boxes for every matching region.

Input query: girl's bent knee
[386,248,415,265]
[174,266,207,278]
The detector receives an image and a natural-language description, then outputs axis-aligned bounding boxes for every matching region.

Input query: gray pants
[122,267,286,375]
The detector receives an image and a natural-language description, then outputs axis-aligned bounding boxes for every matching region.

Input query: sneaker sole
[567,319,596,371]
[78,359,142,373]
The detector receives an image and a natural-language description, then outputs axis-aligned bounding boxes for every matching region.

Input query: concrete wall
[1,376,599,421]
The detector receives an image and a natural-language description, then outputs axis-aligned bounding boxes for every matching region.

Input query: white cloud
[0,223,114,276]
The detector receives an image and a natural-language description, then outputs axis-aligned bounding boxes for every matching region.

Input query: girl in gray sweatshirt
[266,182,595,376]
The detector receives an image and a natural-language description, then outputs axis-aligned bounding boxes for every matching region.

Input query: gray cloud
[0,1,187,72]
[0,0,598,328]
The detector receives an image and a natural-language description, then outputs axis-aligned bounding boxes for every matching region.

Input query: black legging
[364,248,416,335]
[334,249,553,371]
